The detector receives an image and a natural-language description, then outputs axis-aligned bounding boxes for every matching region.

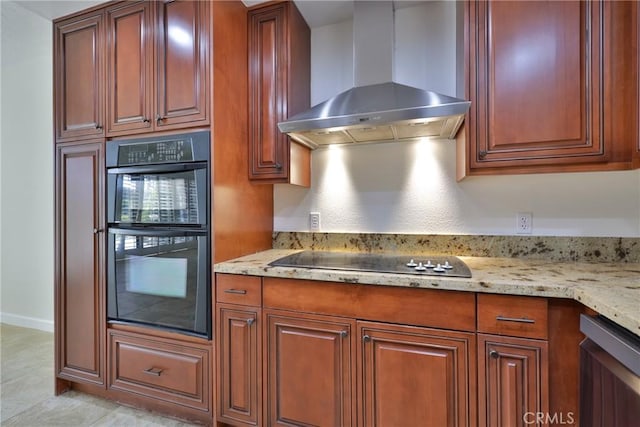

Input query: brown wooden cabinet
[460,0,638,177]
[105,1,153,135]
[265,310,356,427]
[477,334,549,427]
[108,328,211,412]
[55,141,105,387]
[358,321,476,427]
[248,1,311,186]
[54,12,105,142]
[217,305,261,426]
[105,0,209,137]
[477,294,549,427]
[216,274,263,426]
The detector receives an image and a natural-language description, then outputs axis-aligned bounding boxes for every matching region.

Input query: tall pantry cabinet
[53,1,273,423]
[54,142,105,389]
[54,5,107,389]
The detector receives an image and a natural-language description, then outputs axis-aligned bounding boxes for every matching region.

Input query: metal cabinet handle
[496,315,535,324]
[143,367,163,376]
[489,350,500,359]
[478,150,487,159]
[363,334,371,343]
[340,330,348,338]
[247,318,255,326]
[156,115,166,124]
[142,117,150,123]
[95,124,103,130]
[224,289,247,295]
[93,228,104,234]
[275,162,282,170]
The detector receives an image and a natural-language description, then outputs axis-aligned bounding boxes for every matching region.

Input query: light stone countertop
[214,249,640,337]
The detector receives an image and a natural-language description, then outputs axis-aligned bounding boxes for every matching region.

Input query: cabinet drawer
[264,277,476,331]
[216,274,262,307]
[109,331,210,411]
[477,294,548,339]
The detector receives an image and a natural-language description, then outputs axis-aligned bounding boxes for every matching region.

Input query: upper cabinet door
[155,0,209,129]
[464,0,637,175]
[54,12,105,142]
[248,2,311,186]
[105,1,153,136]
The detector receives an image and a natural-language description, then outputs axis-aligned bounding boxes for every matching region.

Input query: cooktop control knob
[406,259,418,267]
[415,262,427,271]
[433,263,446,273]
[425,260,434,268]
[443,261,453,270]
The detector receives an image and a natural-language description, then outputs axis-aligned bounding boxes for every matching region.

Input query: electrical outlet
[516,212,532,234]
[309,212,321,231]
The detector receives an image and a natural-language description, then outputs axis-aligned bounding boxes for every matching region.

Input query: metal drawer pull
[143,367,163,376]
[363,334,371,343]
[489,350,500,359]
[224,289,247,295]
[496,315,535,324]
[247,318,255,326]
[340,330,348,338]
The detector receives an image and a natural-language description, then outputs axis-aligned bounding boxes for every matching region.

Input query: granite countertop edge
[214,249,640,337]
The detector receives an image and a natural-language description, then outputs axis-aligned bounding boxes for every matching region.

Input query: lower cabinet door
[358,321,476,427]
[477,333,549,427]
[108,330,210,412]
[217,304,261,426]
[265,310,356,427]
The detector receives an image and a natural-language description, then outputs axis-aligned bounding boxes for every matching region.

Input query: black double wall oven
[106,131,211,338]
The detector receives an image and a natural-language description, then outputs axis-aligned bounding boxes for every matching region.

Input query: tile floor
[0,323,199,426]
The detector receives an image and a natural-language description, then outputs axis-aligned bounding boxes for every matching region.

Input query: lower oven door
[107,227,210,338]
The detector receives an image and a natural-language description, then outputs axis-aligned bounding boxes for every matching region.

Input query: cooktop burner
[269,251,471,278]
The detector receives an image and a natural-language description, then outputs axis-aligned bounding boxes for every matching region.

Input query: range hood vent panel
[277,2,471,149]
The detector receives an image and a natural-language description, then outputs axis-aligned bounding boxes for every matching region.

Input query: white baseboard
[0,312,54,333]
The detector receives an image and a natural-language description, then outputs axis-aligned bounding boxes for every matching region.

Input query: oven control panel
[118,139,194,165]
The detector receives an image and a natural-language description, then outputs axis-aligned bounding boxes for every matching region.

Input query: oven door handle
[108,227,206,237]
[107,162,207,175]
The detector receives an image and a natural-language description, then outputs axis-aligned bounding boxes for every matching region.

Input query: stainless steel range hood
[278,1,471,149]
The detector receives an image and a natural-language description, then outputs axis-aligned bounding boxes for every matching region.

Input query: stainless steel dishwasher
[580,315,640,426]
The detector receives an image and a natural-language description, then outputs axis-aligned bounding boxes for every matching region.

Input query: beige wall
[0,2,54,331]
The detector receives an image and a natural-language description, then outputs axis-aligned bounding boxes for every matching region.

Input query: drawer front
[216,274,262,306]
[264,277,476,332]
[477,294,548,339]
[109,331,209,411]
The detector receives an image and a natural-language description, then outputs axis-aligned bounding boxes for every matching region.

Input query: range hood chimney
[278,1,470,149]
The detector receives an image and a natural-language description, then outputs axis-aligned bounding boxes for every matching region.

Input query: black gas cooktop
[269,251,471,278]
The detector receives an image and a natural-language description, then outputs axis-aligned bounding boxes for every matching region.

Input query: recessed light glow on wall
[407,138,443,184]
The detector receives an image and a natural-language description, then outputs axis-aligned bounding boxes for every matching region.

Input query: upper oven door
[107,163,208,226]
